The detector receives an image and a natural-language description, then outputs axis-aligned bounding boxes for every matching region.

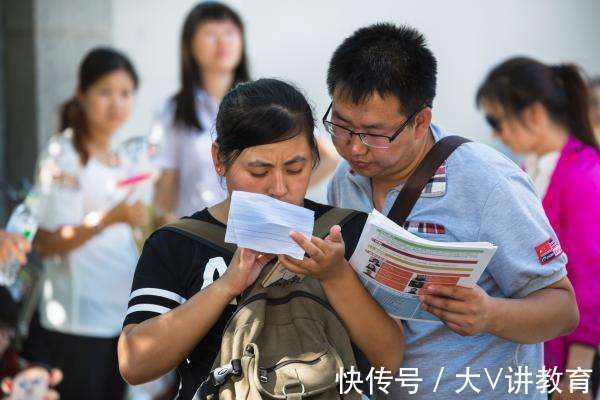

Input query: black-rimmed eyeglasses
[322,102,427,149]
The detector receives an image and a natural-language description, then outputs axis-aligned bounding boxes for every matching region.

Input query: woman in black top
[118,79,404,399]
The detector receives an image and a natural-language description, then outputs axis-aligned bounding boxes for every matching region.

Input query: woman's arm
[35,198,147,257]
[118,248,272,385]
[119,277,235,385]
[153,170,179,225]
[279,226,404,372]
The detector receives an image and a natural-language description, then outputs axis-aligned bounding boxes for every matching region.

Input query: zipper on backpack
[258,353,325,382]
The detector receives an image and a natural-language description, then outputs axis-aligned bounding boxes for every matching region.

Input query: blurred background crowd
[0,1,599,399]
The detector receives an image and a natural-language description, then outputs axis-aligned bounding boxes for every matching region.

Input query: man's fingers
[422,303,464,326]
[420,294,467,314]
[444,321,467,336]
[423,284,472,300]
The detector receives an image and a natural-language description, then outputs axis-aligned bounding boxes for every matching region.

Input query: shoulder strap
[162,206,359,257]
[386,135,471,225]
[313,207,359,238]
[161,218,237,255]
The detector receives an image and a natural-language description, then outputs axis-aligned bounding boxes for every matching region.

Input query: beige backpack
[166,207,364,400]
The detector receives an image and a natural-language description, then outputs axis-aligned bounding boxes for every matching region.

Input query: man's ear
[413,107,433,141]
[1,377,13,394]
[49,368,63,386]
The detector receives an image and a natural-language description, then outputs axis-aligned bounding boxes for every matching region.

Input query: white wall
[111,0,600,150]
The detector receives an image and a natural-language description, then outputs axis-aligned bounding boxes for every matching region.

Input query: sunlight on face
[79,69,136,136]
[222,134,314,206]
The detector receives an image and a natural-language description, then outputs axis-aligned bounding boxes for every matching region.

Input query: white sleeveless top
[36,131,138,337]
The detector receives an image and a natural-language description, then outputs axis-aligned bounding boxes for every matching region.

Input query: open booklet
[349,210,497,322]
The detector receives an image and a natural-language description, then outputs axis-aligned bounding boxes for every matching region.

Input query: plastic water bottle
[0,194,39,286]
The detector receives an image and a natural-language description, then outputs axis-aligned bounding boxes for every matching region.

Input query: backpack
[163,207,364,400]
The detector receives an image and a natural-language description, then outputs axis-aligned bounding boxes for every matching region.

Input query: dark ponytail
[59,47,139,164]
[59,98,89,164]
[552,64,597,149]
[477,57,598,150]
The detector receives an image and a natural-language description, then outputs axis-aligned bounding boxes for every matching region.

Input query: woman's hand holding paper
[278,225,350,283]
[220,248,274,297]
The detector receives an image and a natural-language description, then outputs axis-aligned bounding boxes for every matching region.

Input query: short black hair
[327,23,437,114]
[215,78,319,168]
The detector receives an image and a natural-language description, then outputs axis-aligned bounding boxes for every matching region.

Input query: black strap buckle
[195,359,242,400]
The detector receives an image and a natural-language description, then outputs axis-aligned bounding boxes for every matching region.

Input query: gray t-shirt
[328,124,567,399]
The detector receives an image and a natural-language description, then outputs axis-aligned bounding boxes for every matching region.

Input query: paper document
[225,191,314,260]
[349,210,497,322]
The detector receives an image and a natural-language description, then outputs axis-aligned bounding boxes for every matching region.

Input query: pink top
[543,136,600,371]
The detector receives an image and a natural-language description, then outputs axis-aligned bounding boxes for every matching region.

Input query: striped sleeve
[123,235,187,326]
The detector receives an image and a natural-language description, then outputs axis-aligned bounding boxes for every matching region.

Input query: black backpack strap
[387,135,471,225]
[161,218,237,255]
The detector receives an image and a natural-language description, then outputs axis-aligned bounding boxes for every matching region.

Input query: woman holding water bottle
[28,47,146,400]
[0,231,30,270]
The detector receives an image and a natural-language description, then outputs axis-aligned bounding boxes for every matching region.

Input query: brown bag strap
[312,207,359,239]
[386,135,471,225]
[162,218,236,255]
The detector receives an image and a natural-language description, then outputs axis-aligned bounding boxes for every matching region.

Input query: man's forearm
[487,285,578,344]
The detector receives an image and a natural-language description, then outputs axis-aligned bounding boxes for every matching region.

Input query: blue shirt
[328,124,567,399]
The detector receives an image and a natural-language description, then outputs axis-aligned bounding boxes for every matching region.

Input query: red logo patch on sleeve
[535,238,563,265]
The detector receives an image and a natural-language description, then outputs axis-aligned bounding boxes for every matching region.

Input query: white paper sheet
[225,191,314,260]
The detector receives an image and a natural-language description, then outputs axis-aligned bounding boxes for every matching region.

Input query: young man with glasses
[325,23,579,399]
